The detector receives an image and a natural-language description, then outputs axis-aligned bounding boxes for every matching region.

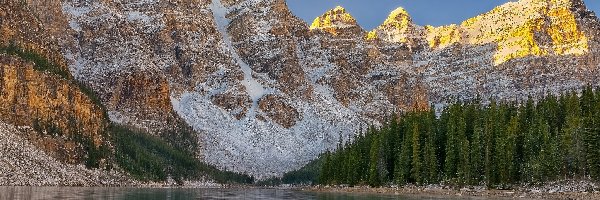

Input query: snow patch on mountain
[210,0,268,119]
[126,11,153,24]
[171,81,365,178]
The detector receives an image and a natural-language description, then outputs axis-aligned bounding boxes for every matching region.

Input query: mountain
[413,0,600,102]
[367,7,427,52]
[175,0,425,178]
[0,0,598,181]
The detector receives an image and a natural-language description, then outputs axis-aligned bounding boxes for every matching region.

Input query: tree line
[318,87,600,188]
[110,124,254,185]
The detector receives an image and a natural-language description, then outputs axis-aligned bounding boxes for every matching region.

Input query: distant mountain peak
[382,7,413,31]
[333,5,346,12]
[366,7,428,52]
[310,6,360,35]
[385,7,410,23]
[367,7,415,42]
[424,0,590,65]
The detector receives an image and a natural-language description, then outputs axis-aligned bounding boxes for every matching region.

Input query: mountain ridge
[315,0,594,65]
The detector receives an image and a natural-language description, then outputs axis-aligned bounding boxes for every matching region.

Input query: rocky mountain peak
[423,0,591,65]
[309,6,361,35]
[367,7,413,40]
[383,7,411,26]
[367,7,427,51]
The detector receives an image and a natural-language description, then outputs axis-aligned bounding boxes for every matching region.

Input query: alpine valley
[0,0,599,185]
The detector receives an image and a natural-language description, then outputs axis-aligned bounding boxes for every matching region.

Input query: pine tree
[332,141,345,184]
[368,135,381,187]
[387,115,400,178]
[544,94,561,137]
[410,122,422,184]
[519,97,536,182]
[424,135,438,184]
[360,127,375,182]
[581,86,595,121]
[314,90,598,187]
[319,152,332,184]
[585,88,600,180]
[559,92,583,177]
[469,115,484,185]
[395,130,412,184]
[347,147,360,186]
[584,127,600,181]
[513,107,526,183]
[497,116,518,185]
[523,110,543,183]
[539,120,559,182]
[444,105,459,181]
[484,101,498,186]
[424,109,439,184]
[457,109,470,186]
[379,126,391,183]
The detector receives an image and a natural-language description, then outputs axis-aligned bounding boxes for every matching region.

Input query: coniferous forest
[314,87,600,188]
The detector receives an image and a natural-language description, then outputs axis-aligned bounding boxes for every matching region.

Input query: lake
[0,187,476,200]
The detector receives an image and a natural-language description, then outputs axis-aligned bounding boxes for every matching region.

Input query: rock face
[1,0,112,165]
[58,0,208,141]
[0,121,132,186]
[0,0,69,71]
[0,55,106,163]
[1,0,599,179]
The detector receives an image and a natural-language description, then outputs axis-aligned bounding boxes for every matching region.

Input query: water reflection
[0,187,463,200]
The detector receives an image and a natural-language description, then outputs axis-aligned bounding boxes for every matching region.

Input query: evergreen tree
[539,120,559,182]
[424,134,438,184]
[444,106,459,181]
[379,126,391,183]
[368,135,382,187]
[497,116,518,185]
[543,94,561,136]
[347,147,360,186]
[523,110,543,183]
[457,109,470,186]
[410,123,422,184]
[484,101,498,186]
[387,115,400,178]
[333,138,346,184]
[424,108,439,184]
[469,115,484,185]
[395,130,412,184]
[559,92,583,177]
[319,152,332,184]
[586,88,600,180]
[359,130,371,182]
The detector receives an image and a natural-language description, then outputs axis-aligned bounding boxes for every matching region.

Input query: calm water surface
[0,187,479,200]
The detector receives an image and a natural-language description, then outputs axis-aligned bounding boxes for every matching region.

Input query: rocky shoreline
[0,120,241,188]
[300,181,600,199]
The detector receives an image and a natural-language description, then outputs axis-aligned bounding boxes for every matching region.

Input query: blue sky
[286,0,600,29]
